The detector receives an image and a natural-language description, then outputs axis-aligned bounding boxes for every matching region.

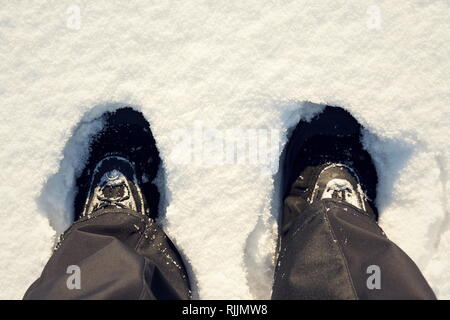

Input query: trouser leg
[24,208,191,300]
[272,199,436,300]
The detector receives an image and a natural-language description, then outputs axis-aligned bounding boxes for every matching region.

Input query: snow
[0,1,449,299]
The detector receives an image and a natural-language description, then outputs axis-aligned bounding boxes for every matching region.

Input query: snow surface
[0,1,449,299]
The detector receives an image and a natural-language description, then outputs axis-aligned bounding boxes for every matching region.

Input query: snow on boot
[81,156,147,218]
[310,163,370,213]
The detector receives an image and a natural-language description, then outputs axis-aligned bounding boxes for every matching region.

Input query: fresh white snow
[0,1,449,299]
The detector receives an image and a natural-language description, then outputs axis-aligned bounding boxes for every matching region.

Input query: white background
[0,1,449,299]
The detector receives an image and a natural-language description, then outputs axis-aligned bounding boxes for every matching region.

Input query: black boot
[273,106,435,300]
[24,107,192,300]
[74,107,161,221]
[280,106,378,235]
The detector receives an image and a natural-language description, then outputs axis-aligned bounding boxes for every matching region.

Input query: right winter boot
[280,106,378,236]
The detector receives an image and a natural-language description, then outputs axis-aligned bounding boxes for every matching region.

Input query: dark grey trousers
[24,201,436,300]
[24,208,191,300]
[272,199,436,300]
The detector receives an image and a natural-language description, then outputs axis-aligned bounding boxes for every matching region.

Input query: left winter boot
[74,107,161,221]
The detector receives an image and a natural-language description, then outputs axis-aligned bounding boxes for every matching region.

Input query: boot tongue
[99,170,129,200]
[101,184,126,200]
[322,178,363,210]
[91,170,133,212]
